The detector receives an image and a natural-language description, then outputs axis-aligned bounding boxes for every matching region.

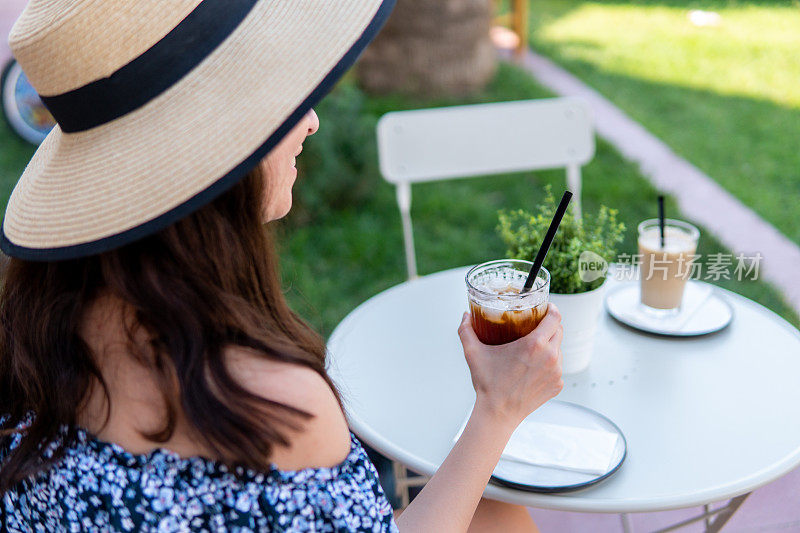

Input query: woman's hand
[458,303,564,432]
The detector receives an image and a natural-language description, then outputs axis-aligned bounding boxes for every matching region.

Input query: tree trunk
[356,0,496,98]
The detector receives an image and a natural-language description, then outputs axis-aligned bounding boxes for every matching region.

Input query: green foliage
[0,121,35,211]
[497,185,625,294]
[288,83,379,226]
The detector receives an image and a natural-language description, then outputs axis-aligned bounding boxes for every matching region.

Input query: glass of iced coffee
[638,219,700,316]
[466,260,550,345]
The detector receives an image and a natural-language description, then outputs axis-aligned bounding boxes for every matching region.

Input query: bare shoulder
[224,346,351,470]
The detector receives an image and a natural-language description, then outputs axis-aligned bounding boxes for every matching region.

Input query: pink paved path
[3,3,799,531]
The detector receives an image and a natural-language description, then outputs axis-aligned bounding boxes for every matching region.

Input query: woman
[0,0,563,531]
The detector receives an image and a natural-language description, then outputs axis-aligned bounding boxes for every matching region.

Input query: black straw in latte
[522,190,573,293]
[658,195,666,249]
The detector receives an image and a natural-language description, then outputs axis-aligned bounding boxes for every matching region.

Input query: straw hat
[1,0,395,260]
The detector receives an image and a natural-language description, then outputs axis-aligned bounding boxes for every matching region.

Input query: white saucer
[604,280,733,337]
[489,401,627,493]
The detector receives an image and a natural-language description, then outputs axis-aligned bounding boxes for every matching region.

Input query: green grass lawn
[0,121,33,209]
[524,0,800,245]
[0,63,796,335]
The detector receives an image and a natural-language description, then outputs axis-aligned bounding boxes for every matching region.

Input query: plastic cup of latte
[466,260,550,345]
[637,219,700,317]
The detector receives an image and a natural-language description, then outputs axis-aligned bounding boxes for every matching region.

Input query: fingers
[530,303,562,345]
[550,330,564,371]
[542,330,563,377]
[549,322,564,343]
[549,325,564,369]
[458,312,480,353]
[548,322,564,370]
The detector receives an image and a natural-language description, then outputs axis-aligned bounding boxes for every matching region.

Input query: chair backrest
[376,97,594,279]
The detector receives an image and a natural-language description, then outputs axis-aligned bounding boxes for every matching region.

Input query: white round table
[327,266,800,516]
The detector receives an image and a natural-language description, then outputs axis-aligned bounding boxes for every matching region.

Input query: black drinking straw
[522,190,573,293]
[658,195,666,249]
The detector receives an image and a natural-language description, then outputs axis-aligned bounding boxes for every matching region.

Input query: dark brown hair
[0,166,337,492]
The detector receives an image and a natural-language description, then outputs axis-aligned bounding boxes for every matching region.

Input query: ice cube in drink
[466,260,550,345]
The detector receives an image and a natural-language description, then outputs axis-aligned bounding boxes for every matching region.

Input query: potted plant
[497,186,625,373]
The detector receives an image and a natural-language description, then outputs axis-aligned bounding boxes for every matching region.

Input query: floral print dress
[0,425,399,532]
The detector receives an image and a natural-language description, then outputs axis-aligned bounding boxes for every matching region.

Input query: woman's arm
[395,305,563,532]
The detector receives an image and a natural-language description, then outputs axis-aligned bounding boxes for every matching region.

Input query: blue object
[1,59,55,145]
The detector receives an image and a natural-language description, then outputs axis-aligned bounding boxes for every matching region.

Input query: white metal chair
[377,97,595,280]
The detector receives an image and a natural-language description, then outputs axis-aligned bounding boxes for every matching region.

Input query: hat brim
[1,0,395,260]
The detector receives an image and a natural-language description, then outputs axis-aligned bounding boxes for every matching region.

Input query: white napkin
[453,410,620,475]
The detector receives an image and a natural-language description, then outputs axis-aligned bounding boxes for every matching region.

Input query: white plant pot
[549,279,608,374]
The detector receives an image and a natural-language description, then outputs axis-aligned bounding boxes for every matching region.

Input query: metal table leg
[651,493,750,533]
[705,494,748,533]
[621,513,635,533]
